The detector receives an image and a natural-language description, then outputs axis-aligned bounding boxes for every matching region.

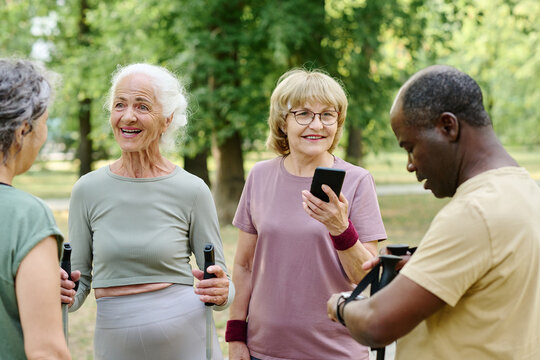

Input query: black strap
[344,262,381,306]
[0,182,12,187]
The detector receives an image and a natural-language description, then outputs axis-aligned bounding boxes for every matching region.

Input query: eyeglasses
[289,109,339,126]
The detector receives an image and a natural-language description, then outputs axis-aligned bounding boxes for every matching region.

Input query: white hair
[106,63,188,151]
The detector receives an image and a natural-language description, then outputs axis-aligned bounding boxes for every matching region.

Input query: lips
[121,127,142,137]
[416,175,429,189]
[302,135,325,140]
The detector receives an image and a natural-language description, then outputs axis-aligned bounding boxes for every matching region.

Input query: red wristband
[225,320,248,343]
[330,219,358,251]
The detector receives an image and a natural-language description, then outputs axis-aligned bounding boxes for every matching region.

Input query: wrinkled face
[110,73,170,153]
[390,103,458,198]
[284,101,338,159]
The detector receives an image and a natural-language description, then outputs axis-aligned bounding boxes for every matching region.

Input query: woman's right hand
[229,341,251,360]
[60,268,81,306]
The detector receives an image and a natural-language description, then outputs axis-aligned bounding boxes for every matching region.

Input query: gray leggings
[94,284,222,360]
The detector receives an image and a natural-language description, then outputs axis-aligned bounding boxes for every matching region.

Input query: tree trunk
[212,131,245,225]
[77,0,93,177]
[78,97,92,176]
[345,123,363,166]
[184,149,211,187]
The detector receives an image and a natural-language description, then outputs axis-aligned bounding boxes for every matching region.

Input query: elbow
[25,345,71,360]
[346,302,396,348]
[359,323,395,348]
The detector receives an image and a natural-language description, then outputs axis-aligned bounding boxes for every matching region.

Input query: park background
[2,0,539,358]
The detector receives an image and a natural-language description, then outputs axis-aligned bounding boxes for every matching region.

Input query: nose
[309,114,324,130]
[123,106,136,122]
[407,155,416,172]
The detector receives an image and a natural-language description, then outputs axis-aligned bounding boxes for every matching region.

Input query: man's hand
[327,293,343,323]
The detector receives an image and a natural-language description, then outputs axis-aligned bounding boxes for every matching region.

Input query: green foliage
[419,0,540,145]
[2,0,539,165]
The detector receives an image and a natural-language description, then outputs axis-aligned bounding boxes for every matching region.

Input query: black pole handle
[378,255,402,288]
[386,244,409,256]
[203,244,216,306]
[60,243,78,291]
[373,254,402,360]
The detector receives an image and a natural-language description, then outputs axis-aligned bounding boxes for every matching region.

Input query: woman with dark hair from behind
[0,58,71,359]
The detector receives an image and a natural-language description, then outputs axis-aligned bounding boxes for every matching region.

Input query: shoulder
[174,167,208,189]
[7,187,54,219]
[334,157,370,178]
[333,157,373,187]
[249,157,281,174]
[172,167,214,201]
[72,166,109,190]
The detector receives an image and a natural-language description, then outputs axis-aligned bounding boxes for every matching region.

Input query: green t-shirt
[0,185,63,359]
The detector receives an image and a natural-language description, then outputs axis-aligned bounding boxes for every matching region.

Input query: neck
[457,125,519,185]
[283,151,335,177]
[0,156,16,185]
[111,150,174,178]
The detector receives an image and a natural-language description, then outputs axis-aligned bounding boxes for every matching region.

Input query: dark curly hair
[401,65,491,128]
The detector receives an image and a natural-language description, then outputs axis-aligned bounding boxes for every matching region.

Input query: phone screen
[310,167,346,202]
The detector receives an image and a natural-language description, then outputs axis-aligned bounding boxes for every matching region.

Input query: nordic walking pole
[60,243,73,343]
[203,244,216,360]
[374,254,403,360]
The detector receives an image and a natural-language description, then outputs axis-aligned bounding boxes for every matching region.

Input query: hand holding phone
[310,167,346,202]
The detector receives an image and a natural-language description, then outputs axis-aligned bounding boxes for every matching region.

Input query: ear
[436,112,459,141]
[280,121,287,135]
[163,114,173,130]
[17,121,32,139]
[12,121,31,151]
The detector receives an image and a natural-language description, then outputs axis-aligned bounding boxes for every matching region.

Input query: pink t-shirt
[233,156,387,360]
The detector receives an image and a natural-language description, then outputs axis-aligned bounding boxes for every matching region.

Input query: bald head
[391,65,491,128]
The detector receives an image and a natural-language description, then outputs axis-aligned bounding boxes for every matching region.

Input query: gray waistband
[96,284,202,329]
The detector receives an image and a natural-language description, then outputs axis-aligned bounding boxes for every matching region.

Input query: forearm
[338,240,378,284]
[68,275,90,312]
[342,297,388,348]
[17,237,71,360]
[229,263,253,320]
[25,343,71,360]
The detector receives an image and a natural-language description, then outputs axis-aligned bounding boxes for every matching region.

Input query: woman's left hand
[302,185,349,236]
[192,265,229,306]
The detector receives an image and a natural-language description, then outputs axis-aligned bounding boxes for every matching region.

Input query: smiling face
[110,73,170,154]
[284,101,338,160]
[391,101,459,198]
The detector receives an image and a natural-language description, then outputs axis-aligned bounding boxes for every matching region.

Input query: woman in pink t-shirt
[226,69,387,360]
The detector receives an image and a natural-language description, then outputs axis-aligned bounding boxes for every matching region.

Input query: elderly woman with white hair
[60,63,232,360]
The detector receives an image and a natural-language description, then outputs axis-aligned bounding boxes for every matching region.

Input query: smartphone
[310,167,346,202]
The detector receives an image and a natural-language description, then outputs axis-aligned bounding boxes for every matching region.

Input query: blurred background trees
[1,0,538,223]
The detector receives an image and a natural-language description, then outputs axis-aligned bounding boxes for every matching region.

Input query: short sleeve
[232,168,257,234]
[348,171,387,243]
[400,200,492,306]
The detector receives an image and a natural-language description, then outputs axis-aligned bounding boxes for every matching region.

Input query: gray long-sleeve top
[68,165,233,312]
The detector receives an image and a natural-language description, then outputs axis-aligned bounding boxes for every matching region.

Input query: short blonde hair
[266,68,348,155]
